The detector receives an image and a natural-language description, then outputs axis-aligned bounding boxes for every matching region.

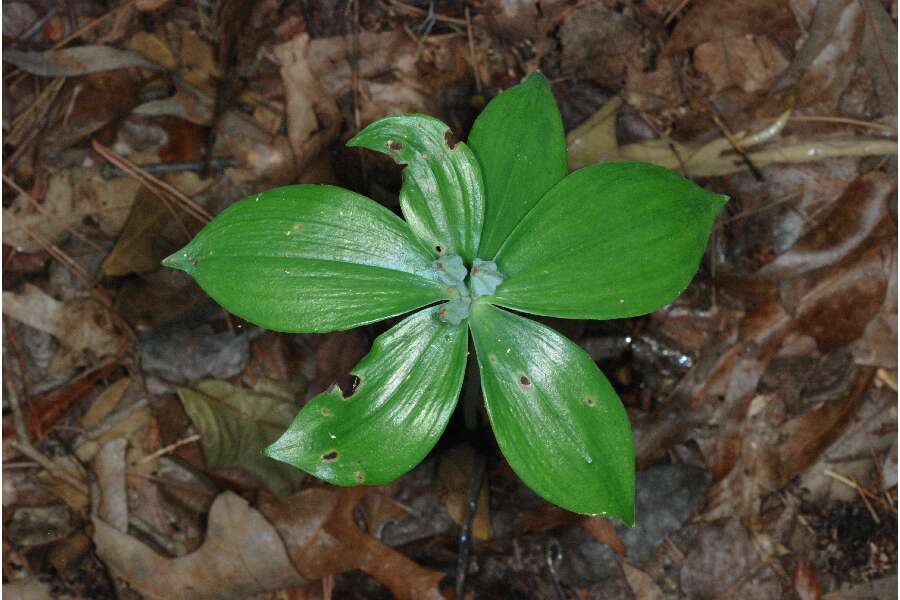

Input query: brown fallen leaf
[582,517,626,557]
[760,173,896,280]
[693,35,789,93]
[273,34,341,175]
[663,0,799,56]
[91,439,128,534]
[2,285,130,372]
[779,367,876,485]
[80,377,131,429]
[793,560,822,600]
[851,246,897,369]
[102,189,171,276]
[790,247,890,353]
[438,443,492,541]
[361,492,411,539]
[93,491,306,599]
[4,167,140,252]
[18,360,117,442]
[258,487,445,600]
[622,562,664,600]
[4,45,163,77]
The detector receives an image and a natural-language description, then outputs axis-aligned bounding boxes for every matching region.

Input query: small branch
[133,434,201,465]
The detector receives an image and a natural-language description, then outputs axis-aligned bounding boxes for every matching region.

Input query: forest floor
[2,0,898,598]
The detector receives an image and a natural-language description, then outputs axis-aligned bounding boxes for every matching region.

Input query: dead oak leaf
[93,491,305,600]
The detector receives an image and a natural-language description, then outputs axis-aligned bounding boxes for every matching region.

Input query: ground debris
[2,1,896,598]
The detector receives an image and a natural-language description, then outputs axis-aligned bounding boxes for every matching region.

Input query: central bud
[432,255,504,325]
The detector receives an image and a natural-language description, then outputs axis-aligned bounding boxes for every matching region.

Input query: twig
[823,469,884,522]
[869,447,896,511]
[4,364,32,445]
[3,173,108,255]
[2,462,41,469]
[387,0,467,25]
[133,434,201,465]
[100,157,239,179]
[454,452,486,600]
[91,140,212,236]
[715,191,804,228]
[777,114,897,133]
[664,0,692,25]
[2,209,94,287]
[12,442,87,492]
[707,108,764,181]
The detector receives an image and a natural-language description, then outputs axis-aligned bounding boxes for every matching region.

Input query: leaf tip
[161,245,197,274]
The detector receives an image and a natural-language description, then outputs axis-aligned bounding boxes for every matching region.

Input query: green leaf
[348,115,485,262]
[264,305,468,486]
[468,72,567,259]
[492,162,728,319]
[162,185,449,333]
[177,378,307,496]
[469,303,634,523]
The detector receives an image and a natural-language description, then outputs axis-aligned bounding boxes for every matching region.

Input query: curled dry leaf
[559,4,648,90]
[798,381,896,502]
[793,560,823,600]
[693,35,789,93]
[622,562,664,600]
[790,247,890,353]
[91,439,128,533]
[769,0,867,111]
[93,491,305,600]
[760,173,896,280]
[662,0,799,56]
[273,34,341,174]
[4,167,140,252]
[258,488,445,600]
[2,285,129,372]
[18,361,117,443]
[4,46,163,77]
[102,189,172,276]
[567,97,898,175]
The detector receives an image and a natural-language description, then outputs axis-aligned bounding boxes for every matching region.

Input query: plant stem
[455,452,486,600]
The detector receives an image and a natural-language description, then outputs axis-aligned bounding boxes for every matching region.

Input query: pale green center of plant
[433,255,504,325]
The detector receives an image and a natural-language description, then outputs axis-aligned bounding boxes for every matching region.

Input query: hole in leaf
[443,129,459,149]
[518,374,532,388]
[355,470,365,483]
[386,139,404,151]
[321,450,339,462]
[434,244,444,255]
[488,354,497,364]
[585,395,595,407]
[337,375,362,399]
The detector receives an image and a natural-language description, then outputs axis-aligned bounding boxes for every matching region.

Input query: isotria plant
[163,73,726,524]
